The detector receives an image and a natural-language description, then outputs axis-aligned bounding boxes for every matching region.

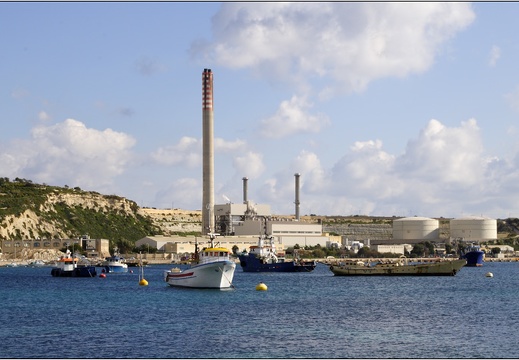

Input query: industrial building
[0,235,110,259]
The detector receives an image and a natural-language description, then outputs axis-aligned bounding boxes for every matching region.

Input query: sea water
[1,262,518,359]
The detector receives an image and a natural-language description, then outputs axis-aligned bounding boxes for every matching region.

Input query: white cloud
[151,136,201,168]
[38,111,50,121]
[215,138,246,152]
[154,177,202,210]
[331,139,399,199]
[233,151,265,179]
[505,86,519,113]
[488,45,501,67]
[151,137,246,168]
[196,3,475,94]
[0,119,136,189]
[260,95,330,138]
[256,118,519,218]
[397,118,485,185]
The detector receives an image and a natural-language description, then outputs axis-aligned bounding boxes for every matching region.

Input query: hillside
[0,178,160,242]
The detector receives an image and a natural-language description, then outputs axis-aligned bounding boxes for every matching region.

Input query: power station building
[197,68,335,251]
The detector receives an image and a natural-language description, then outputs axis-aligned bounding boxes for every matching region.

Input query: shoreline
[2,256,518,267]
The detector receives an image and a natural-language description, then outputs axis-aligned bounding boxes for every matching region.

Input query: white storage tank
[392,217,439,242]
[450,216,497,241]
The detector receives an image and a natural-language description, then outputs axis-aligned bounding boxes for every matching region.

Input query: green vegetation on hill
[0,177,161,243]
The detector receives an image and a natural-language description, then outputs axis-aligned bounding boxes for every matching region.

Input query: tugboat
[164,232,236,289]
[238,233,316,273]
[51,249,97,277]
[460,244,485,267]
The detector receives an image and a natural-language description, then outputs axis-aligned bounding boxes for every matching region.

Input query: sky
[2,2,519,219]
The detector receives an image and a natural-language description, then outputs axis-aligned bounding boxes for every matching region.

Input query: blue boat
[50,250,97,277]
[238,235,316,272]
[101,251,128,273]
[460,244,485,267]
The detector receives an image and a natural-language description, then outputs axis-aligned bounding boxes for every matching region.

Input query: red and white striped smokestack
[202,69,215,234]
[294,173,301,221]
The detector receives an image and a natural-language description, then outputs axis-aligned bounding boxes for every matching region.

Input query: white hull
[103,263,128,273]
[164,260,236,289]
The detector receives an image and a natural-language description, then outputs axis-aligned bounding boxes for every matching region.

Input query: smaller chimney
[242,177,248,203]
[294,173,301,221]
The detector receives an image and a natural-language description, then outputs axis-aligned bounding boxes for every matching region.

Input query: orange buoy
[99,273,106,278]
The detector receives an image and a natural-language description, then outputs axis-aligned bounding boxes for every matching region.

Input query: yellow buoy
[255,282,267,291]
[485,272,493,278]
[139,278,149,286]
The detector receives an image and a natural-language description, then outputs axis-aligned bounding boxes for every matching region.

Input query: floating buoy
[130,270,133,274]
[139,278,148,286]
[255,282,268,291]
[99,273,106,278]
[485,272,493,278]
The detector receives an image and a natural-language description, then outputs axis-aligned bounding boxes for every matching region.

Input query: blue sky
[2,2,519,219]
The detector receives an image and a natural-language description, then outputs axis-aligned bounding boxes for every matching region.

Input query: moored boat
[460,244,485,267]
[238,234,316,272]
[28,260,46,267]
[101,249,128,273]
[50,250,97,277]
[329,258,466,276]
[164,233,236,289]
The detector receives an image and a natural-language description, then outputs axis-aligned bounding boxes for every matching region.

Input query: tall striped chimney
[294,173,301,221]
[202,69,215,234]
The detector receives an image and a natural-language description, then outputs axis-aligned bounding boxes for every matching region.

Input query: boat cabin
[58,255,78,271]
[199,247,231,264]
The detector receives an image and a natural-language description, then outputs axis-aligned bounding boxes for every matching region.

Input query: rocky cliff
[0,178,158,242]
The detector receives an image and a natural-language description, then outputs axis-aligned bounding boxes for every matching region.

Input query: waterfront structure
[0,236,110,259]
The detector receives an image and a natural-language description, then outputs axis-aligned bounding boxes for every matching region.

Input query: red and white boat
[164,233,236,289]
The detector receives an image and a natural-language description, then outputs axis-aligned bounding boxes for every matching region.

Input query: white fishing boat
[164,232,236,289]
[101,247,128,273]
[28,260,46,267]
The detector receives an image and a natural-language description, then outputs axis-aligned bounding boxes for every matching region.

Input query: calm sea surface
[1,261,518,359]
